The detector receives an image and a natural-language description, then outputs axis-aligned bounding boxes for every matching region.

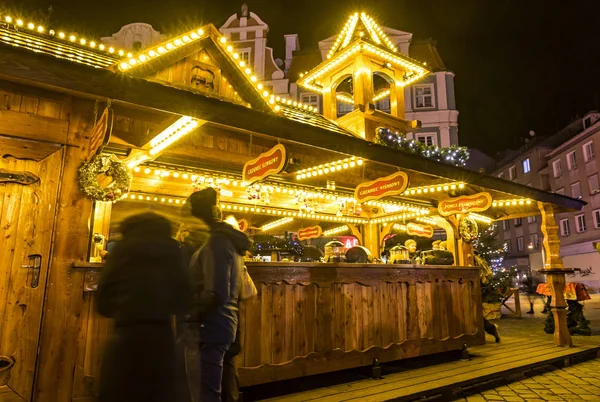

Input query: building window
[560,218,570,236]
[514,218,522,226]
[567,151,577,170]
[583,141,595,162]
[336,100,353,117]
[522,158,531,174]
[509,166,517,180]
[575,214,586,233]
[588,174,600,194]
[301,93,320,109]
[375,97,391,113]
[571,181,582,199]
[498,172,505,179]
[556,188,565,195]
[552,159,562,178]
[584,116,592,129]
[416,133,436,146]
[505,240,512,253]
[517,236,524,252]
[502,220,510,231]
[238,49,252,66]
[414,84,434,108]
[527,216,536,224]
[593,209,600,229]
[529,233,539,249]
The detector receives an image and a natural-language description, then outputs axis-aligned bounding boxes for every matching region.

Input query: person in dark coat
[180,188,250,402]
[96,212,191,402]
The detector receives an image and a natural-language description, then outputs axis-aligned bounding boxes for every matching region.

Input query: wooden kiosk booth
[0,11,585,401]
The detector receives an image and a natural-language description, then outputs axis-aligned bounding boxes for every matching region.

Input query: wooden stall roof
[0,40,585,214]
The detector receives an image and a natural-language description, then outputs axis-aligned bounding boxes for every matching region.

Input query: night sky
[6,0,600,155]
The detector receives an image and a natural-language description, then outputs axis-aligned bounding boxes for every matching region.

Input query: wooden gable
[120,25,272,112]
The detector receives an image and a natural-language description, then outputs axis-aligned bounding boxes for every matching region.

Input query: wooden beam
[0,109,69,144]
[0,136,62,161]
[0,43,584,212]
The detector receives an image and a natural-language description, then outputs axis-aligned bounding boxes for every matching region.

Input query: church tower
[297,12,431,141]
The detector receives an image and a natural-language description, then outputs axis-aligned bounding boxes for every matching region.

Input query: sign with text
[298,225,322,241]
[85,107,114,163]
[406,222,434,238]
[238,219,249,233]
[354,171,409,203]
[438,192,492,216]
[242,144,287,184]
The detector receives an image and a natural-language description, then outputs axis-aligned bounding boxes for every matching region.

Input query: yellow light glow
[80,38,86,45]
[16,19,23,26]
[5,16,12,23]
[220,37,227,43]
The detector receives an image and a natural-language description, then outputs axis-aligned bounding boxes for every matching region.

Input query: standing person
[96,212,191,402]
[474,252,501,343]
[182,188,251,402]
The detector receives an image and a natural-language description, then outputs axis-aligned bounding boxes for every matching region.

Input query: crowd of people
[96,187,251,402]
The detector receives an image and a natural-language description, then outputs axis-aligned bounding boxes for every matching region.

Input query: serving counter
[237,262,485,386]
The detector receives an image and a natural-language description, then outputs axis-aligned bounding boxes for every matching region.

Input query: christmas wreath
[78,155,131,202]
[459,216,478,244]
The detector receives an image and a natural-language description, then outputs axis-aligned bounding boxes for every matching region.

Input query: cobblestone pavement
[452,293,600,402]
[453,359,600,401]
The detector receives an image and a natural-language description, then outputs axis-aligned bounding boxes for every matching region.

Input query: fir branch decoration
[78,154,132,202]
[376,128,470,167]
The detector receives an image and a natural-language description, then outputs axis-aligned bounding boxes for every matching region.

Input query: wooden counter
[71,261,484,390]
[237,262,485,387]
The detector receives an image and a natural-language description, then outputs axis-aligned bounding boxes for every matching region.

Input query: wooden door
[0,150,62,401]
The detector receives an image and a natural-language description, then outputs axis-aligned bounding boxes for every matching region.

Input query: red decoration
[354,171,409,204]
[242,144,287,184]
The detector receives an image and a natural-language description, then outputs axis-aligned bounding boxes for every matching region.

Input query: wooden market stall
[0,11,585,401]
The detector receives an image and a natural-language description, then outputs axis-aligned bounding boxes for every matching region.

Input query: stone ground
[452,293,600,402]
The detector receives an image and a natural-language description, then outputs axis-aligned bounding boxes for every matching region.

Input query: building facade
[493,112,600,291]
[217,5,460,147]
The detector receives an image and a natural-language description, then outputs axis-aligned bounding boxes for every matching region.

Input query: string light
[1,14,126,63]
[336,93,354,105]
[373,89,391,102]
[295,157,363,180]
[491,199,532,207]
[402,182,464,196]
[261,217,294,232]
[149,117,199,155]
[323,225,350,236]
[371,210,430,224]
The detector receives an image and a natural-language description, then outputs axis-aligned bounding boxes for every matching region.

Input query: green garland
[459,216,478,244]
[78,155,132,202]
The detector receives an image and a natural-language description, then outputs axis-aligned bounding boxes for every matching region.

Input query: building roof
[288,50,322,83]
[409,40,447,72]
[0,40,585,214]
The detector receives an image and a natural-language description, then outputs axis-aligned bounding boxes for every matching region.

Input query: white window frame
[236,47,252,66]
[416,133,436,146]
[552,159,562,178]
[593,209,600,229]
[505,240,512,253]
[529,233,539,249]
[498,172,505,179]
[560,218,570,236]
[588,174,599,195]
[514,217,522,226]
[517,236,524,252]
[583,140,595,162]
[509,166,517,180]
[575,214,586,233]
[413,84,435,109]
[522,158,531,174]
[556,188,565,195]
[301,92,320,109]
[571,181,582,199]
[527,216,536,224]
[502,220,510,231]
[567,151,577,170]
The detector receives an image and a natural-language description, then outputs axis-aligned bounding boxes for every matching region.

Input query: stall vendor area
[0,10,586,401]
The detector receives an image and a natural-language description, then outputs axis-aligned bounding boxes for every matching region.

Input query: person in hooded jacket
[180,188,250,402]
[96,212,191,402]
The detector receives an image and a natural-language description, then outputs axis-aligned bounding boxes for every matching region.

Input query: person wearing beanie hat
[180,188,251,402]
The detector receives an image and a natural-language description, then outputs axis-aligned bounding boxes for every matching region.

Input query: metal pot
[324,240,345,263]
[389,245,410,264]
[345,246,373,263]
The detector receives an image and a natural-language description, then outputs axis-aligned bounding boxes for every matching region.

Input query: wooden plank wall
[237,267,483,387]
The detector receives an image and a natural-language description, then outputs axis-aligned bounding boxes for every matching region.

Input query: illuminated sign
[438,192,492,216]
[354,171,409,203]
[242,144,287,184]
[298,225,322,241]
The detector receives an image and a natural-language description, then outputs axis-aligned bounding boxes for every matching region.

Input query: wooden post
[363,223,380,259]
[433,216,457,264]
[538,201,573,347]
